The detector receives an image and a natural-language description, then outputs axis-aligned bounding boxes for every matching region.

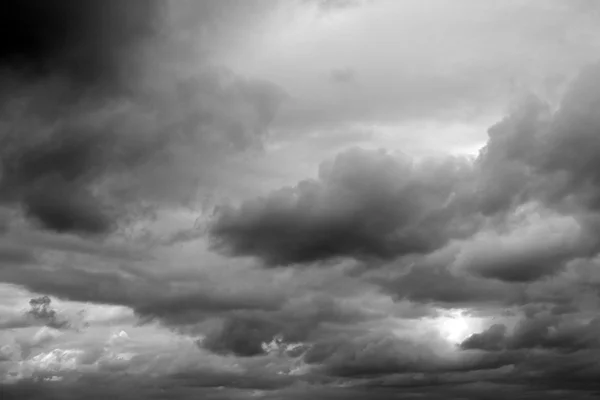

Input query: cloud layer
[2,1,600,399]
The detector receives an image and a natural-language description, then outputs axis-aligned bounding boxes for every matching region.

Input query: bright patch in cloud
[434,309,482,345]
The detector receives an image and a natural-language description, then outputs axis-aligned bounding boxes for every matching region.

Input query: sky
[2,1,600,399]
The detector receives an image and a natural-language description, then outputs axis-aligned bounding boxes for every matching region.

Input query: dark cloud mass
[209,148,476,265]
[0,0,159,84]
[209,62,600,275]
[3,1,600,399]
[192,59,600,396]
[0,0,284,235]
[201,314,281,357]
[0,0,159,233]
[461,313,600,353]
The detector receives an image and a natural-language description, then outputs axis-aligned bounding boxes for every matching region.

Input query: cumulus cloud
[3,1,600,399]
[0,0,285,235]
[192,60,600,395]
[459,324,508,352]
[209,148,475,265]
[0,69,283,235]
[209,62,600,280]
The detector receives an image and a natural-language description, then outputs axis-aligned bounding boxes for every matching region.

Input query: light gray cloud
[240,0,600,136]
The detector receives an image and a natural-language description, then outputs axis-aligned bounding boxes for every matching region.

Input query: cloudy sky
[2,1,600,399]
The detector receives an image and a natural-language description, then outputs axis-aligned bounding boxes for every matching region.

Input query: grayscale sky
[2,1,600,399]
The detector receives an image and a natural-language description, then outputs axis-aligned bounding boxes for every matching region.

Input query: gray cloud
[209,148,475,265]
[0,0,159,86]
[371,256,523,308]
[201,314,280,357]
[196,290,376,357]
[3,2,600,399]
[473,64,600,218]
[0,244,36,266]
[459,324,508,352]
[5,376,600,400]
[461,313,600,353]
[5,58,600,400]
[0,1,285,236]
[195,62,600,398]
[1,264,281,320]
[303,329,520,379]
[0,251,381,358]
[0,295,87,331]
[209,63,600,283]
[26,296,69,330]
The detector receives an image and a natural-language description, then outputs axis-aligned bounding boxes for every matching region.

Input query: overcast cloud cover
[2,1,600,399]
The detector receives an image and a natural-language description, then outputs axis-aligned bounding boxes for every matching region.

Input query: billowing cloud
[201,314,280,357]
[209,148,475,265]
[2,1,600,399]
[0,69,284,235]
[209,62,600,280]
[0,0,285,235]
[368,249,523,308]
[461,313,600,353]
[460,324,508,352]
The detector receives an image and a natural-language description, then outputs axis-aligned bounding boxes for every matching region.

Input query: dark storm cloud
[302,333,437,377]
[209,62,600,287]
[0,263,281,318]
[4,4,600,399]
[0,14,285,236]
[373,228,600,310]
[461,313,600,353]
[0,256,376,355]
[195,62,600,400]
[372,256,523,307]
[459,324,508,352]
[201,314,281,357]
[455,314,600,394]
[209,148,476,266]
[448,210,597,283]
[302,330,519,379]
[197,292,372,357]
[475,64,600,217]
[0,0,159,85]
